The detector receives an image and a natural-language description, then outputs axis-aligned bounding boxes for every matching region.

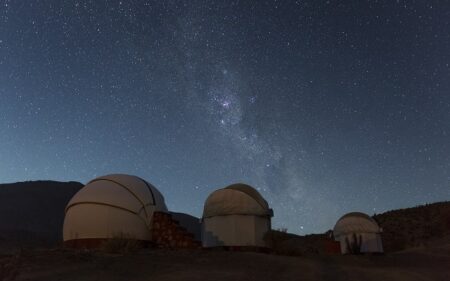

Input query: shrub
[263,230,324,256]
[345,233,362,255]
[0,250,21,281]
[99,234,143,254]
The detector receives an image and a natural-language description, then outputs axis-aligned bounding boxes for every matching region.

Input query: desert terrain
[1,242,448,281]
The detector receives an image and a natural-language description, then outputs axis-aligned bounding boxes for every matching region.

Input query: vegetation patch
[99,235,143,255]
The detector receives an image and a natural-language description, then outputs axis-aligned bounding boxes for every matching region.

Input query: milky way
[1,1,449,234]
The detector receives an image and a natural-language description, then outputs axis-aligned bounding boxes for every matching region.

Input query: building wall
[202,215,270,247]
[151,212,201,248]
[63,203,151,242]
[338,232,383,254]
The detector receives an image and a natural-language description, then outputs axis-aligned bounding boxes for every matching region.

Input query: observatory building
[202,183,273,248]
[333,212,383,254]
[63,174,168,248]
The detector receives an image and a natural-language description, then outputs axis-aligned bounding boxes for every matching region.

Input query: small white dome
[333,212,381,237]
[203,183,272,218]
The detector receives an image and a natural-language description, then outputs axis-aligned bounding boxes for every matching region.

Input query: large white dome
[63,174,167,243]
[203,183,272,218]
[333,212,381,237]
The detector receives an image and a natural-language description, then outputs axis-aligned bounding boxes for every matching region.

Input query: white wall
[63,203,151,241]
[338,232,383,254]
[202,215,270,247]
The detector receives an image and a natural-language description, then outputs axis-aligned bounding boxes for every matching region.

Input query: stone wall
[151,212,201,249]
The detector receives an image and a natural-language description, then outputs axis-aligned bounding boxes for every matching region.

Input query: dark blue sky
[1,1,449,234]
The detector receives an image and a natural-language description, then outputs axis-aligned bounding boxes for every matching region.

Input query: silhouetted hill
[374,201,450,252]
[0,180,83,248]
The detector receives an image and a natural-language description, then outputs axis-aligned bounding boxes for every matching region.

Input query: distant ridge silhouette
[0,180,83,248]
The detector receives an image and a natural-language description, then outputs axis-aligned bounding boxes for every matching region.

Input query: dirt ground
[3,244,449,281]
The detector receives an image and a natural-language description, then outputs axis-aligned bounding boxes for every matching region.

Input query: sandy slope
[5,244,448,281]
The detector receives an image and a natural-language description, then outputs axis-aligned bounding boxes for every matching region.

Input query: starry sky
[1,1,449,234]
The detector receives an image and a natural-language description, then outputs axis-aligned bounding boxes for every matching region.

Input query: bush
[99,234,143,254]
[0,250,21,281]
[263,230,324,256]
[345,233,362,255]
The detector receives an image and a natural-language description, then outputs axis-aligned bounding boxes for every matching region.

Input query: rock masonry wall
[151,212,201,249]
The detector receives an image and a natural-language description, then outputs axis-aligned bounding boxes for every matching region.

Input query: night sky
[1,1,449,234]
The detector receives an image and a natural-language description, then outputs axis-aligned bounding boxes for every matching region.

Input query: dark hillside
[0,181,83,248]
[374,201,450,252]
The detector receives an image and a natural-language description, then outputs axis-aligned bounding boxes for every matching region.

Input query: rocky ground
[2,243,449,281]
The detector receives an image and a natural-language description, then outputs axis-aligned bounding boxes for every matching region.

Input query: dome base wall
[63,238,152,249]
[202,215,270,248]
